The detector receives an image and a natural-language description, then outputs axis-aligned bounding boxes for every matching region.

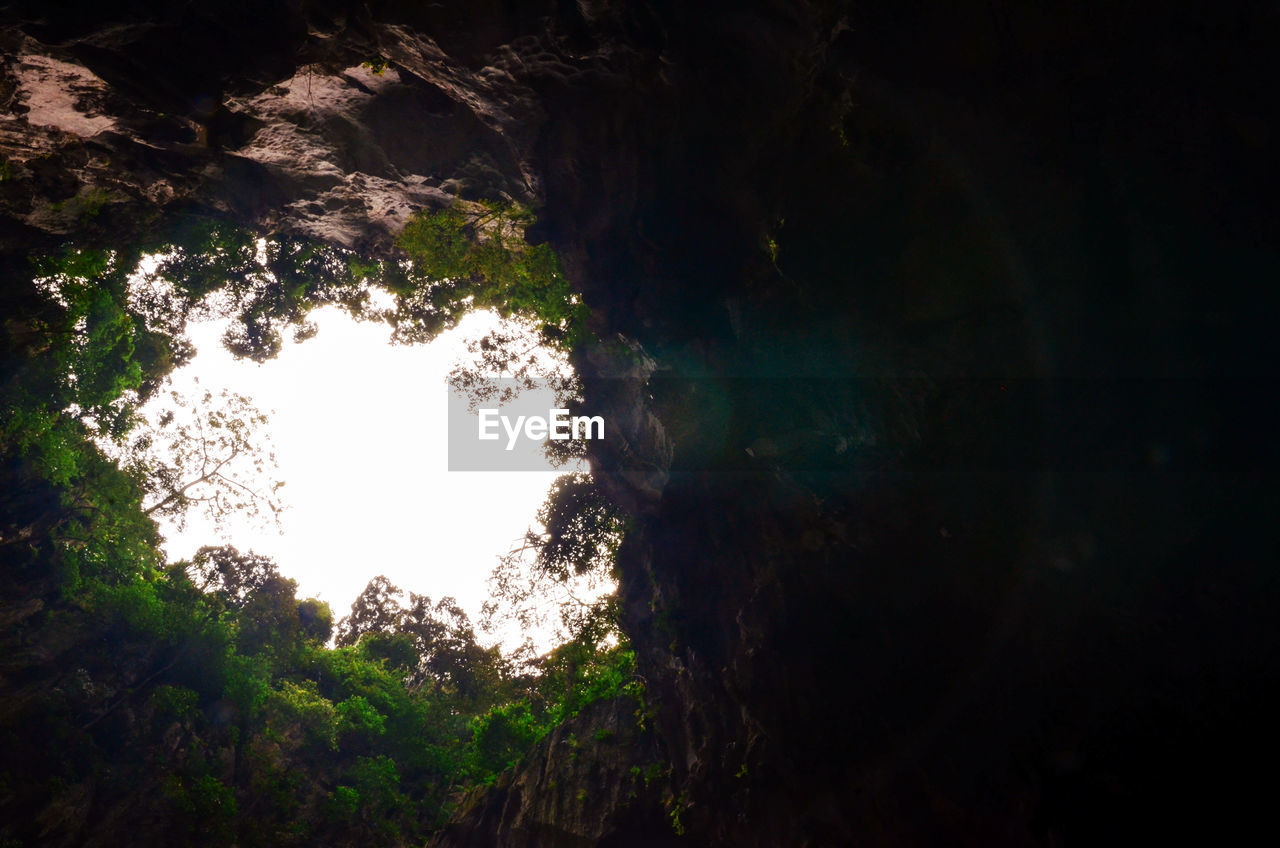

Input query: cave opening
[22,204,611,653]
[143,301,589,653]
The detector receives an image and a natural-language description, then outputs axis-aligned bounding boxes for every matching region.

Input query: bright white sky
[152,307,582,649]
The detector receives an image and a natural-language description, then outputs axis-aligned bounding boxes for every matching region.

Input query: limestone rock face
[432,697,677,848]
[1,1,558,251]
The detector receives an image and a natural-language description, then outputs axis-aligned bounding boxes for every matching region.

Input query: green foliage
[323,785,359,821]
[467,701,543,779]
[0,206,641,846]
[164,774,238,841]
[531,472,627,581]
[296,597,333,643]
[453,465,648,789]
[666,792,689,836]
[483,471,628,646]
[641,762,666,787]
[541,639,637,722]
[460,638,641,786]
[385,201,591,350]
[188,545,284,611]
[150,684,200,722]
[336,695,386,740]
[137,220,376,362]
[77,188,111,219]
[348,755,412,839]
[272,680,338,749]
[336,577,510,708]
[2,247,149,471]
[50,188,112,220]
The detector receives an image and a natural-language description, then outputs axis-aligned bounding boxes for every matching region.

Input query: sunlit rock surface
[0,2,548,251]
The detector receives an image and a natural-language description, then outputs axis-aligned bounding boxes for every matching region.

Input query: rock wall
[432,697,678,848]
[1,0,559,252]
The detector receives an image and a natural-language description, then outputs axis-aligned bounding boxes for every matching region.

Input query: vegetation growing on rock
[0,202,633,846]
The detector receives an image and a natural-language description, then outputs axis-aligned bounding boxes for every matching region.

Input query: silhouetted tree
[188,544,281,609]
[124,385,285,531]
[335,575,405,647]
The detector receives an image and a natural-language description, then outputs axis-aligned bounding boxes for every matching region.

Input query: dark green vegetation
[386,201,590,350]
[0,205,633,845]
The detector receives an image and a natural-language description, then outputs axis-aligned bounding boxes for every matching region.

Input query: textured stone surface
[432,697,676,848]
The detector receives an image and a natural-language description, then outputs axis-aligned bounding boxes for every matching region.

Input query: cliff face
[3,1,1277,845]
[1,0,558,252]
[432,696,678,848]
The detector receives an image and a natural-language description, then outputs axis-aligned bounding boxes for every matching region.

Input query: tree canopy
[123,385,285,531]
[0,201,638,846]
